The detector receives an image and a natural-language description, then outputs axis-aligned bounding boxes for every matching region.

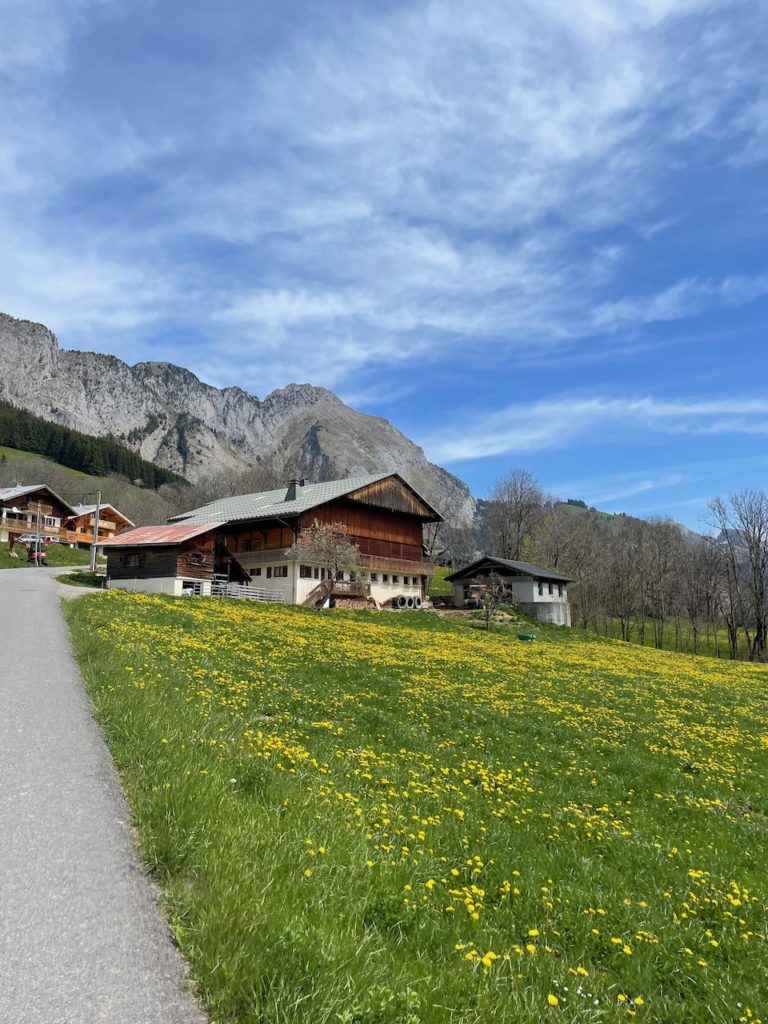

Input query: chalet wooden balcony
[1,514,64,539]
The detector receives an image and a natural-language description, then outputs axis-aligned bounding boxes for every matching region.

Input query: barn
[100,473,443,605]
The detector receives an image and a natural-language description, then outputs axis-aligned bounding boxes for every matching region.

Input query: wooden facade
[108,546,180,580]
[344,477,438,520]
[104,530,248,583]
[224,524,294,555]
[0,485,76,545]
[301,501,424,563]
[104,474,442,604]
[66,505,133,547]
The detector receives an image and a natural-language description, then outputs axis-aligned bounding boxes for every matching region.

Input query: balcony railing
[1,513,63,538]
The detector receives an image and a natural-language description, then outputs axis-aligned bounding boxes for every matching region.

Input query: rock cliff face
[0,313,474,520]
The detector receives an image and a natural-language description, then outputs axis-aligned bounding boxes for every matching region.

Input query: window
[266,566,271,578]
[370,573,378,582]
[188,552,204,566]
[272,565,288,578]
[382,574,389,583]
[252,567,262,576]
[120,552,145,568]
[538,581,544,596]
[300,565,313,579]
[557,584,563,598]
[548,582,553,596]
[392,575,400,584]
[313,567,320,579]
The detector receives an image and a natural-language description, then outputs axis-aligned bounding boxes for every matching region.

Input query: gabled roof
[0,484,76,515]
[445,555,573,584]
[98,522,221,548]
[169,472,442,525]
[69,503,135,528]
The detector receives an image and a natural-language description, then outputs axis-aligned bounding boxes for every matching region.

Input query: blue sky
[1,0,767,527]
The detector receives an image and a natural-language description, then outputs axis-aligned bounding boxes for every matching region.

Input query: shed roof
[98,522,221,548]
[445,555,573,584]
[0,484,76,515]
[169,472,442,525]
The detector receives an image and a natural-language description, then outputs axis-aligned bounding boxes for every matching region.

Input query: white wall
[294,562,424,606]
[108,576,183,596]
[105,559,427,607]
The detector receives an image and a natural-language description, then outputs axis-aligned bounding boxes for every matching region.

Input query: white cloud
[420,395,768,463]
[0,0,765,394]
[593,273,768,328]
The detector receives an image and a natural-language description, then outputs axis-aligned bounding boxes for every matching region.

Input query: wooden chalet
[66,503,135,547]
[0,485,76,547]
[101,473,443,604]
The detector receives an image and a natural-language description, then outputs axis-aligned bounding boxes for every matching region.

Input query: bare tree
[523,500,573,571]
[486,469,543,560]
[709,491,768,661]
[439,520,480,568]
[645,516,681,649]
[286,519,362,606]
[477,572,510,631]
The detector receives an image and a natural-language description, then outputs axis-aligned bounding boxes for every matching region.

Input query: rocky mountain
[0,313,474,521]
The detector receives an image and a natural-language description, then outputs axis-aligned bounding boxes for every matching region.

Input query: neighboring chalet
[0,484,134,549]
[446,555,573,626]
[66,503,135,547]
[99,473,443,605]
[0,484,76,546]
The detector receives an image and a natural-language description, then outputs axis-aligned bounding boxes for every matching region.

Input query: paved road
[0,568,206,1024]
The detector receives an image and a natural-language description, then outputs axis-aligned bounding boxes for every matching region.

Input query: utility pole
[83,490,102,573]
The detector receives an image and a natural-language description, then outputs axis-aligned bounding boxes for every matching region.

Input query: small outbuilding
[98,522,250,595]
[445,555,572,626]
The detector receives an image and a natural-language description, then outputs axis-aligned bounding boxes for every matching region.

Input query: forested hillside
[0,401,184,489]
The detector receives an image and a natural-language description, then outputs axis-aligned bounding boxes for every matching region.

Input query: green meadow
[66,591,768,1024]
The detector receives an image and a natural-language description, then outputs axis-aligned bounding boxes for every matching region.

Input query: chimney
[285,478,302,501]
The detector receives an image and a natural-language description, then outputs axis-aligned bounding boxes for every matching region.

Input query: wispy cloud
[420,395,768,463]
[0,0,766,397]
[593,273,768,328]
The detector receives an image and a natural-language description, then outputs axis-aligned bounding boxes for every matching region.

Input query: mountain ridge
[0,313,474,521]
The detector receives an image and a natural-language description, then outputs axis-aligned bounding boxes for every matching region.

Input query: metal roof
[169,472,441,525]
[98,522,221,548]
[0,484,76,515]
[69,503,135,527]
[445,555,573,584]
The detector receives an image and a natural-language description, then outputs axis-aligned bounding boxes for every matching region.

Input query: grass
[0,443,93,478]
[57,569,105,588]
[0,541,91,569]
[427,565,453,597]
[65,593,768,1024]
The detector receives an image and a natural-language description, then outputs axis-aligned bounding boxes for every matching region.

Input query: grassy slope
[0,541,90,569]
[0,444,94,480]
[66,595,768,1024]
[0,444,176,523]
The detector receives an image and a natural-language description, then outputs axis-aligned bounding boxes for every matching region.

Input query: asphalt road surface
[0,568,206,1024]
